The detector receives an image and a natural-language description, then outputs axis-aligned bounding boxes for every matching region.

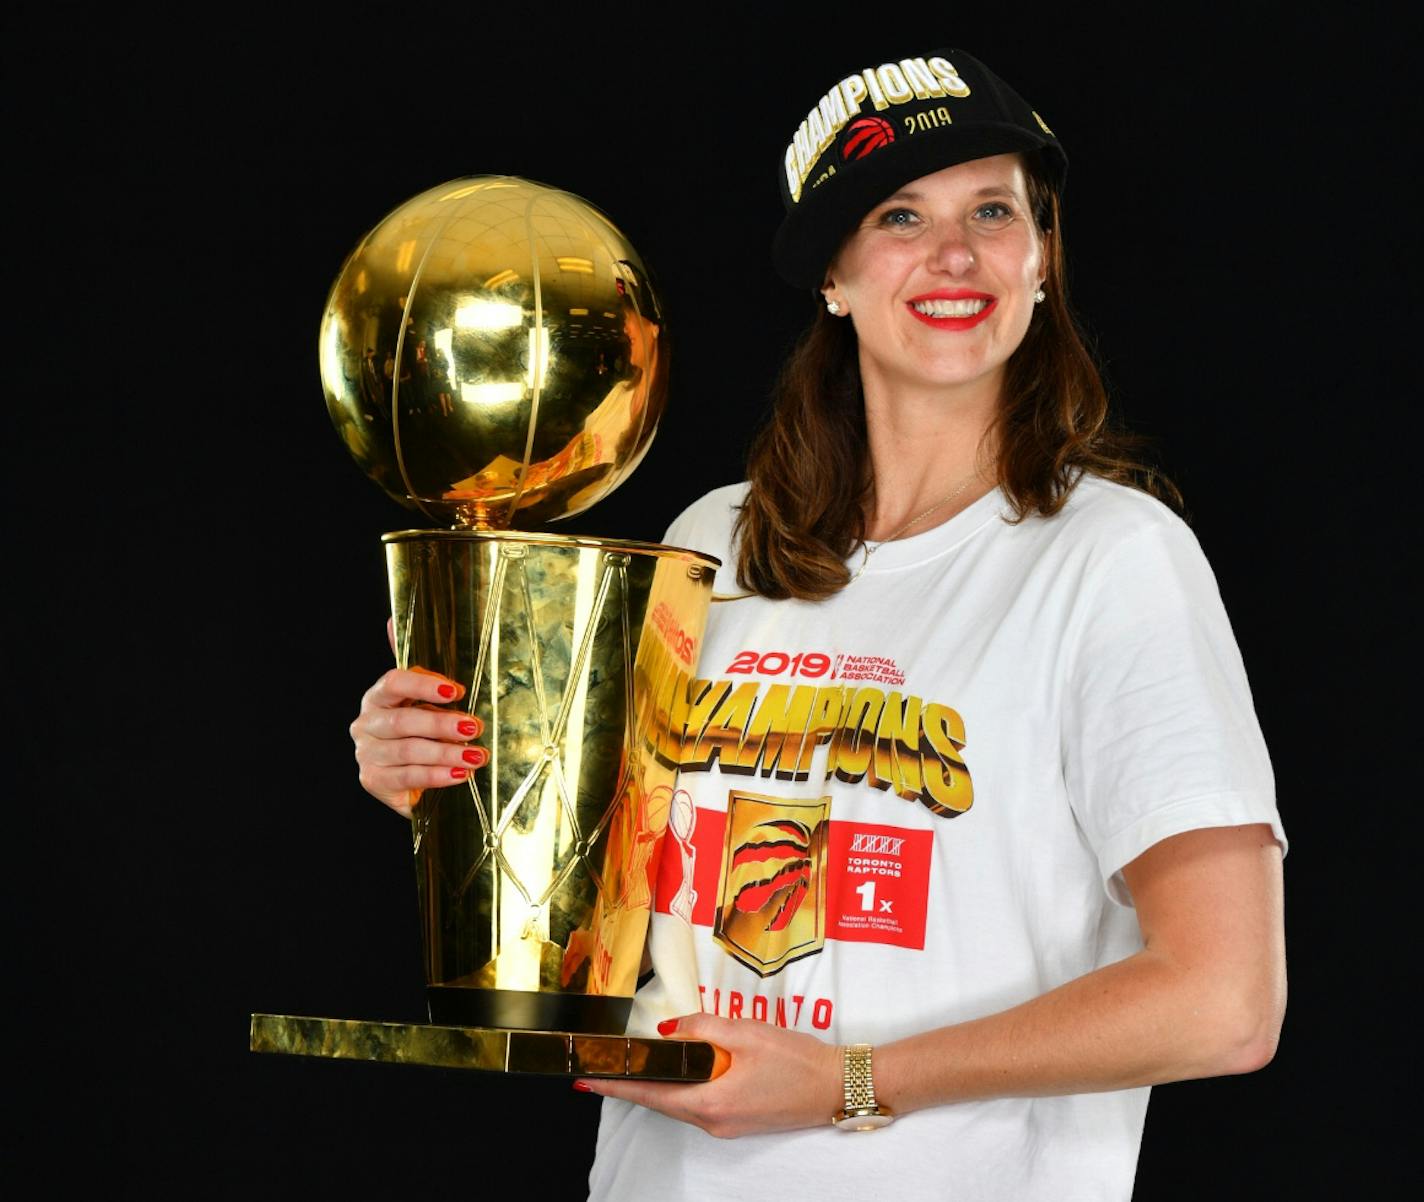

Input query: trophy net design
[252,177,720,1079]
[390,529,705,1035]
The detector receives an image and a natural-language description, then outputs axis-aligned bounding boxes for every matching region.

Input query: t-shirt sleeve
[661,509,692,547]
[658,484,747,596]
[1060,515,1284,905]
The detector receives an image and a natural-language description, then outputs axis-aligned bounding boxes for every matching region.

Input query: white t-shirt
[589,477,1283,1202]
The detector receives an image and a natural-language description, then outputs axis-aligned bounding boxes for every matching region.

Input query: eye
[875,207,921,229]
[972,201,1016,227]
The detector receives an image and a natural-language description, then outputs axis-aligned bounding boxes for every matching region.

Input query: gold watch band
[834,1043,894,1129]
[842,1043,879,1112]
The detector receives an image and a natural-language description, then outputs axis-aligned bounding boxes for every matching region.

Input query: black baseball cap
[772,48,1067,289]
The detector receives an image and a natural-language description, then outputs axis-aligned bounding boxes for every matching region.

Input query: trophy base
[426,986,630,1035]
[249,1013,723,1081]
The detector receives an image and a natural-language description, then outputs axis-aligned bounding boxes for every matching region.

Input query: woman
[351,47,1285,1200]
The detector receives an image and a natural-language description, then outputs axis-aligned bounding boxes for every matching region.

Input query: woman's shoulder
[1048,474,1195,553]
[661,481,750,553]
[1034,474,1221,602]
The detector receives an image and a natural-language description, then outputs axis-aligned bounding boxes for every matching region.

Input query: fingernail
[450,767,468,780]
[656,1018,679,1036]
[457,719,480,737]
[437,684,456,699]
[462,748,487,767]
[572,1079,593,1093]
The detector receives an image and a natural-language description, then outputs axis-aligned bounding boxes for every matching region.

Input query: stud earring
[1033,288,1046,304]
[826,299,842,315]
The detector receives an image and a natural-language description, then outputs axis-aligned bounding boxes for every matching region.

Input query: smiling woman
[348,43,1286,1202]
[824,156,1045,430]
[738,135,1180,600]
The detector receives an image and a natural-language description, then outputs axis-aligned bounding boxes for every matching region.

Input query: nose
[926,224,975,275]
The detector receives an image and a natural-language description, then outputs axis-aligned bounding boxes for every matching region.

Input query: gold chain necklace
[849,473,980,583]
[711,473,987,600]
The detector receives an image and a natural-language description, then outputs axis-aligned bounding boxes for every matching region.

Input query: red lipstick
[906,289,996,330]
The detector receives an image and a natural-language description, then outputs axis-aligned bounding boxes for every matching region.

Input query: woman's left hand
[575,1014,842,1139]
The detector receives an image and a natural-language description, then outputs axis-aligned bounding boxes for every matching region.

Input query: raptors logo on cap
[841,115,895,161]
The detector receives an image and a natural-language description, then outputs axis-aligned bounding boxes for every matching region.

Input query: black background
[8,4,1415,1196]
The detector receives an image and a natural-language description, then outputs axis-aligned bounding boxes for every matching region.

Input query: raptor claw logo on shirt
[713,791,830,977]
[841,115,895,161]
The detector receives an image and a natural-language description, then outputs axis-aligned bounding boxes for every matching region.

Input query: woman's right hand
[350,666,486,819]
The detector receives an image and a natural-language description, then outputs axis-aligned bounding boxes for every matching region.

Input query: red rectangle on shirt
[654,804,724,928]
[823,820,933,949]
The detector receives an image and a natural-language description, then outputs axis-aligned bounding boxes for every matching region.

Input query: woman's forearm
[877,824,1286,1114]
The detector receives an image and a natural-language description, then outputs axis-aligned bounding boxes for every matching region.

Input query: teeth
[912,298,990,317]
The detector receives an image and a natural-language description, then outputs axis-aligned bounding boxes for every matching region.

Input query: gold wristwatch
[832,1043,895,1131]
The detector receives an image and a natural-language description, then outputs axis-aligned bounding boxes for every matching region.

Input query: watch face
[833,1110,895,1132]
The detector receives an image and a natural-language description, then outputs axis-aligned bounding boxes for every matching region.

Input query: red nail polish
[462,748,486,767]
[457,720,478,736]
[657,1018,679,1036]
[450,767,468,780]
[437,684,456,699]
[572,1079,593,1093]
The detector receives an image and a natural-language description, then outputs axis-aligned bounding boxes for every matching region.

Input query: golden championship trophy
[251,177,722,1082]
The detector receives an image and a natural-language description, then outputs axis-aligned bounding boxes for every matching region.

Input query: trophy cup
[251,177,722,1082]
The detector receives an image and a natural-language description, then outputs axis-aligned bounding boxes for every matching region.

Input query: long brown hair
[735,159,1182,601]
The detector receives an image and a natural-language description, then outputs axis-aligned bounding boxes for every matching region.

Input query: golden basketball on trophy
[252,177,722,1082]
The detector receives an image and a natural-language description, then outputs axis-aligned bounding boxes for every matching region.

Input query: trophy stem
[451,497,501,531]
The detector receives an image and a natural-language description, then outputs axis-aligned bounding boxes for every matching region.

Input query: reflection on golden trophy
[251,178,722,1080]
[320,176,669,531]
